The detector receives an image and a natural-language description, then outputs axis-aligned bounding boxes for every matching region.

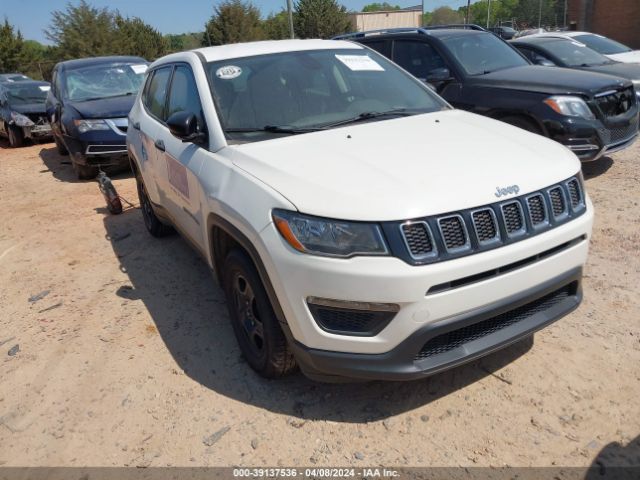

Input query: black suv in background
[338,27,639,161]
[46,56,147,179]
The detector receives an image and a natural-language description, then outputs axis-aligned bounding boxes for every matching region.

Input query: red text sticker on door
[166,157,189,199]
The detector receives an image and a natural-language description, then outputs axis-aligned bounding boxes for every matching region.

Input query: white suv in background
[127,40,593,382]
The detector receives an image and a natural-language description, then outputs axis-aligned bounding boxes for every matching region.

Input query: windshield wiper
[315,109,416,129]
[225,125,325,134]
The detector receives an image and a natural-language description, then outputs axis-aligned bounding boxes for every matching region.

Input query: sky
[0,0,477,44]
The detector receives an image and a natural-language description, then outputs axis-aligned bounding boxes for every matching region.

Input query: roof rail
[333,24,488,40]
[423,24,487,31]
[333,27,431,40]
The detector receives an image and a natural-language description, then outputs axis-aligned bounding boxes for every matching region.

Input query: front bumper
[256,198,593,380]
[63,118,129,166]
[291,267,582,381]
[544,111,639,162]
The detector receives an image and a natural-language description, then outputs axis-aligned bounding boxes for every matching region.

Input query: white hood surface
[224,109,581,222]
[606,50,640,64]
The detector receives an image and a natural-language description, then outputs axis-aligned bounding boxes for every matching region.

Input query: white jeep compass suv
[127,40,593,381]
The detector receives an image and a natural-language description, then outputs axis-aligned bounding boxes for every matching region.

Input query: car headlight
[74,119,110,133]
[544,96,595,120]
[272,209,388,257]
[10,111,34,127]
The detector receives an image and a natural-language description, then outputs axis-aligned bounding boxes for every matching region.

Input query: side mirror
[166,111,206,144]
[426,67,452,84]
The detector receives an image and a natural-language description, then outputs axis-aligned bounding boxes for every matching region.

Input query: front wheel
[8,126,24,148]
[54,135,68,155]
[500,115,543,135]
[73,161,98,180]
[223,249,296,378]
[136,174,172,237]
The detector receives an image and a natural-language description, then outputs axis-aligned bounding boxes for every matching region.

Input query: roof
[58,55,147,70]
[426,29,486,39]
[193,39,362,63]
[511,36,573,46]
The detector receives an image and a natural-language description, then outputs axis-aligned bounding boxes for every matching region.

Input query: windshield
[544,39,611,66]
[64,62,147,102]
[206,48,447,141]
[5,83,50,105]
[573,34,632,55]
[442,33,529,75]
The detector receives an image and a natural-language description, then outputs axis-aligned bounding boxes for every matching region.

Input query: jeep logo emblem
[495,185,520,198]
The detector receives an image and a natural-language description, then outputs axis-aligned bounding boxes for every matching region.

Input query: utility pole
[287,0,294,39]
[487,0,492,28]
[538,0,543,28]
[465,0,471,24]
[564,0,568,28]
[421,0,424,27]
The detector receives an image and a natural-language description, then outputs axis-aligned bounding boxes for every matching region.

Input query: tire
[500,115,542,135]
[136,174,172,237]
[73,162,98,180]
[223,249,296,378]
[8,126,24,148]
[54,135,68,155]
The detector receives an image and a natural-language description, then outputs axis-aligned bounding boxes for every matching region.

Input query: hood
[68,94,135,119]
[472,65,631,96]
[221,110,581,222]
[12,103,47,115]
[607,50,640,64]
[581,62,640,82]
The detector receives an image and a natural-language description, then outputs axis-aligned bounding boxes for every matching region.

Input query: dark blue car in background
[46,56,148,179]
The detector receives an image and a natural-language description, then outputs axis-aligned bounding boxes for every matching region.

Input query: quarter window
[144,66,172,120]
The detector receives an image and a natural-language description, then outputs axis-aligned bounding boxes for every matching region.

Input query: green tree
[202,0,264,46]
[45,0,116,58]
[166,32,204,53]
[362,2,400,12]
[114,15,168,60]
[426,6,464,26]
[263,11,291,40]
[0,18,25,73]
[295,0,352,39]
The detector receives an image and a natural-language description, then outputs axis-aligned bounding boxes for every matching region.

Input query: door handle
[154,139,165,151]
[132,121,140,130]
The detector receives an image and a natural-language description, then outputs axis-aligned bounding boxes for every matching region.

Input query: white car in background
[530,31,640,64]
[127,40,593,382]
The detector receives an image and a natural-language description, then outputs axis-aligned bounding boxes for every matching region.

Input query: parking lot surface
[0,140,639,467]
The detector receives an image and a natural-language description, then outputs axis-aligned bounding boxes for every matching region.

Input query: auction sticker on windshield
[130,64,148,74]
[216,66,242,80]
[335,54,384,72]
[39,86,51,91]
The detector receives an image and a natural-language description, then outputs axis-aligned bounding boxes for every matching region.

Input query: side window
[166,65,203,125]
[393,41,448,80]
[362,40,391,58]
[143,66,173,121]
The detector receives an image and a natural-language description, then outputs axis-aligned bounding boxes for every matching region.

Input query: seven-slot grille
[400,176,585,263]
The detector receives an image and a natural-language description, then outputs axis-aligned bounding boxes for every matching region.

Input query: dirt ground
[0,138,639,468]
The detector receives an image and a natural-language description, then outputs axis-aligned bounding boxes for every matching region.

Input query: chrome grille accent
[471,209,498,243]
[501,201,525,236]
[397,176,584,264]
[401,222,435,259]
[438,215,469,252]
[527,194,547,226]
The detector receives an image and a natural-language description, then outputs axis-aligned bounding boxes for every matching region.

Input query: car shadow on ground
[102,207,535,423]
[38,145,132,183]
[582,156,614,180]
[586,434,640,479]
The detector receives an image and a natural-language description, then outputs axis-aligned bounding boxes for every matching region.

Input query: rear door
[154,63,208,251]
[138,66,173,203]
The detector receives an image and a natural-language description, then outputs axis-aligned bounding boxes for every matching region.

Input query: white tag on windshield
[216,65,242,80]
[39,85,51,92]
[130,64,148,74]
[335,54,384,71]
